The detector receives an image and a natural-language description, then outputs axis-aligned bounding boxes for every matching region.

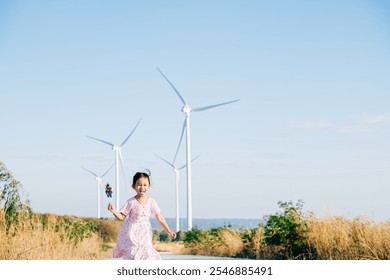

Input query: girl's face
[132,176,150,197]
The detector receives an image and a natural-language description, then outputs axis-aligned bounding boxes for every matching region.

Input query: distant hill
[150,218,264,231]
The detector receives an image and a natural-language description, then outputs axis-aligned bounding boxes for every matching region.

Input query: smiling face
[132,176,150,198]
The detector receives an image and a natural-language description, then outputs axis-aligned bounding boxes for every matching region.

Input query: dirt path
[160,252,239,260]
[105,242,240,260]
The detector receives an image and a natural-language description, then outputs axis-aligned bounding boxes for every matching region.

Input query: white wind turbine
[87,118,142,210]
[155,150,201,233]
[156,67,239,230]
[82,163,114,218]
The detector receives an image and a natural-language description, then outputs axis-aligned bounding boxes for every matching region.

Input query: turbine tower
[87,118,142,210]
[157,67,239,230]
[82,164,114,218]
[155,152,200,232]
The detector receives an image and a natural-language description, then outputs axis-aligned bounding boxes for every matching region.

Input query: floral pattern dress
[112,197,162,260]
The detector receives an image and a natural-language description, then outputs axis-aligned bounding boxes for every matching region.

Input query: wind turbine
[156,67,239,230]
[155,152,201,233]
[87,118,142,210]
[82,163,114,218]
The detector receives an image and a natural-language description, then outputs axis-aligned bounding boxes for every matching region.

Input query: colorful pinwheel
[105,183,113,198]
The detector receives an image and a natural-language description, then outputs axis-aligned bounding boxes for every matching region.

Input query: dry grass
[0,210,179,260]
[183,228,243,257]
[181,216,390,260]
[0,211,111,260]
[92,218,123,243]
[2,209,390,260]
[239,227,265,259]
[306,215,390,260]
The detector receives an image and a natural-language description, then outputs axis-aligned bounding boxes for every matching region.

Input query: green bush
[262,200,310,259]
[184,227,206,243]
[159,230,169,242]
[67,220,98,244]
[174,230,186,242]
[53,217,99,245]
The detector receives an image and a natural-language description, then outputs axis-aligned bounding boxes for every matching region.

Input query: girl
[108,171,176,260]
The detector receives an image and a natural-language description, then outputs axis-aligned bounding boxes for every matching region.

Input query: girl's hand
[169,231,177,239]
[107,203,114,212]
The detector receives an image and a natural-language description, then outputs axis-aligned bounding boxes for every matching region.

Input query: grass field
[1,210,390,260]
[0,211,119,260]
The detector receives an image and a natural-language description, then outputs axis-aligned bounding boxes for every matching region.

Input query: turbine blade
[178,164,186,170]
[118,149,128,188]
[192,99,240,112]
[178,154,201,170]
[120,118,142,147]
[82,167,98,178]
[86,135,114,147]
[191,154,201,162]
[154,154,175,169]
[156,67,187,106]
[172,119,186,165]
[101,163,115,178]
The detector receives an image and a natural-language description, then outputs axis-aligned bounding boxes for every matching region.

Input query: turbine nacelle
[182,105,191,115]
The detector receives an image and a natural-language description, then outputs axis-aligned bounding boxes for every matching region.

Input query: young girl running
[108,171,176,260]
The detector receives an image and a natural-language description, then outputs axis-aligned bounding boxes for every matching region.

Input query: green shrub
[175,230,186,242]
[262,200,310,259]
[159,230,169,242]
[184,227,206,243]
[54,218,99,245]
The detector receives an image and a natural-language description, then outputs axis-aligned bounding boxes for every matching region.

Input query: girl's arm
[108,203,126,221]
[155,213,176,239]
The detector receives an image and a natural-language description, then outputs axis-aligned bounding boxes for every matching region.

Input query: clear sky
[1,0,389,221]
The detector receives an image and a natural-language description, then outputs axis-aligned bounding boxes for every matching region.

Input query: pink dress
[113,197,162,260]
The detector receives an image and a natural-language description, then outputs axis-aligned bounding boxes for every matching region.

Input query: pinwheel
[105,183,113,198]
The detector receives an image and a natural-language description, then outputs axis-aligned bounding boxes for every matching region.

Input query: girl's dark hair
[132,171,151,186]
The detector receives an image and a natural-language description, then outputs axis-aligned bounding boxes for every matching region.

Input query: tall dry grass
[238,227,264,259]
[3,209,390,260]
[0,211,112,260]
[180,216,390,260]
[183,227,244,257]
[306,215,390,260]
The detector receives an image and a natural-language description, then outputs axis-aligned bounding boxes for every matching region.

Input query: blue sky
[1,0,389,221]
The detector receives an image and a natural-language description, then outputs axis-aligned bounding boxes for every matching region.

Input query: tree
[0,161,31,234]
